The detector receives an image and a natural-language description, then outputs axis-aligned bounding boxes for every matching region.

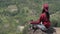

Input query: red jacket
[31,13,51,28]
[31,4,51,28]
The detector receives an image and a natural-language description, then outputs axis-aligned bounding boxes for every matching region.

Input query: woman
[30,4,51,31]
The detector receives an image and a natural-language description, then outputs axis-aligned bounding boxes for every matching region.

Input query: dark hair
[42,9,50,20]
[42,9,45,13]
[46,12,50,20]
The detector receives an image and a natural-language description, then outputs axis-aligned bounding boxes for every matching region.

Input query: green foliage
[0,0,60,34]
[50,12,60,27]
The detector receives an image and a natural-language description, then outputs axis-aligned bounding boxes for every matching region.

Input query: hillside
[0,0,60,34]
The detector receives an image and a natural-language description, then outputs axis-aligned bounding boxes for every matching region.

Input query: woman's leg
[37,24,47,31]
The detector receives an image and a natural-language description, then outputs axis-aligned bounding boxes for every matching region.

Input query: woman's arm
[30,15,43,24]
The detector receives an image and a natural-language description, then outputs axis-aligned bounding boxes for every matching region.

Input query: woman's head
[42,3,49,13]
[42,3,50,20]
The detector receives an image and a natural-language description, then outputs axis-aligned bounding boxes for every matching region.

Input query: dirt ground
[28,27,60,34]
[54,27,60,34]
